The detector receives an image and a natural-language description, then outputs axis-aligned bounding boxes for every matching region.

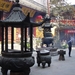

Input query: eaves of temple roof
[18,0,47,13]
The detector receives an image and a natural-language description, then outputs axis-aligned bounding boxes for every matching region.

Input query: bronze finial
[16,0,19,3]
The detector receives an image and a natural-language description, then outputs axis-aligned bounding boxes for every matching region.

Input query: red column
[33,27,36,37]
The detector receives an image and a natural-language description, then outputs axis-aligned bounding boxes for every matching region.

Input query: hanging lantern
[36,15,43,19]
[36,15,43,22]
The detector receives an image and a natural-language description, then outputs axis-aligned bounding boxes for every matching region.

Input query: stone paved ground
[0,44,75,75]
[31,47,75,75]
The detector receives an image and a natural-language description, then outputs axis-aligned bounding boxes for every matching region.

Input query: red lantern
[36,15,43,20]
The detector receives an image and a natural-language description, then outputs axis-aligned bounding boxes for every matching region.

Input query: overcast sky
[66,0,75,5]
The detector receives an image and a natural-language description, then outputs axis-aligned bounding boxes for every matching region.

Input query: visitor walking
[68,40,72,57]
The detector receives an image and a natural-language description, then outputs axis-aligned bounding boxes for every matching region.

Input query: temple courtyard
[31,47,75,75]
[0,44,75,75]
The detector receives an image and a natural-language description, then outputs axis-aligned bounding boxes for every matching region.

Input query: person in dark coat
[68,40,72,57]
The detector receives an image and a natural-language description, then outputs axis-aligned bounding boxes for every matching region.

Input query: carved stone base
[10,72,23,75]
[59,55,65,60]
[10,68,30,75]
[58,50,66,61]
[36,47,58,56]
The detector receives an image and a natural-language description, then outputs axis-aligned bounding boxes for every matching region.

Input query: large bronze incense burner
[36,15,59,68]
[41,15,58,56]
[36,15,52,68]
[41,15,53,47]
[0,0,46,75]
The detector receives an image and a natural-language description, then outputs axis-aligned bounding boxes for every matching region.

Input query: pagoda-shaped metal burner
[0,0,46,75]
[41,15,53,47]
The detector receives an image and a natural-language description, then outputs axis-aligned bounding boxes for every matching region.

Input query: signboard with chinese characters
[65,30,75,33]
[22,7,36,17]
[0,0,13,12]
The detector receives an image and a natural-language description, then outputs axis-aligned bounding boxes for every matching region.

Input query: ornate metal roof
[3,7,25,22]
